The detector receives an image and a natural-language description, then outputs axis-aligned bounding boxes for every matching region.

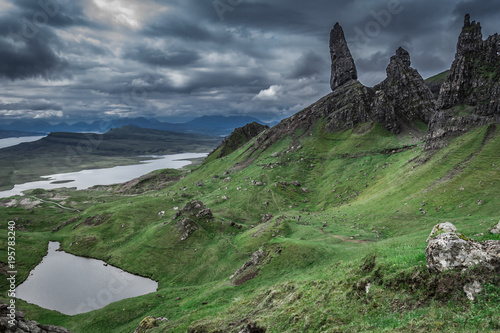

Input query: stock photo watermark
[74,272,136,314]
[8,0,68,53]
[6,220,17,327]
[352,0,403,48]
[213,0,244,21]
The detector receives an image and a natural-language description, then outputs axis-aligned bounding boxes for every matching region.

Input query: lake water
[0,135,46,149]
[0,152,207,198]
[16,242,158,315]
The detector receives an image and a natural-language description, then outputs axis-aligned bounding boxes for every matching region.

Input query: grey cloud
[287,52,327,79]
[124,46,200,67]
[0,0,499,123]
[0,100,62,111]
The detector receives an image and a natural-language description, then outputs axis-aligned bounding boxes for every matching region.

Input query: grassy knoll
[0,120,499,332]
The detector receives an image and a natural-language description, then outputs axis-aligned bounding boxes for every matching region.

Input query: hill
[0,115,274,138]
[0,126,221,190]
[0,14,499,333]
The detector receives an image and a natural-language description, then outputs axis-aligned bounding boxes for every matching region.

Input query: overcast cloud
[0,0,499,123]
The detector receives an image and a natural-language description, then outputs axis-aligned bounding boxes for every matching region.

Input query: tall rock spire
[330,23,357,91]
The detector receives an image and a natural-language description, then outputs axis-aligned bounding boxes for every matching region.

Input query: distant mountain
[0,115,275,137]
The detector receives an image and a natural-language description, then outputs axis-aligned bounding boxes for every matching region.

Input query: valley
[0,126,221,191]
[0,13,499,333]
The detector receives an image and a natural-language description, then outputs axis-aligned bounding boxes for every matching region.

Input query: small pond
[16,242,158,315]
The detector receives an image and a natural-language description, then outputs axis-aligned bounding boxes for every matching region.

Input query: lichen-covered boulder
[425,228,500,272]
[133,316,168,333]
[426,222,458,242]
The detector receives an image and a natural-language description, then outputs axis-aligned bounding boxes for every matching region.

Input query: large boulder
[425,223,500,272]
[426,222,457,242]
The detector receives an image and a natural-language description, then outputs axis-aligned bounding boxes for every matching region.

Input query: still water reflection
[16,242,158,315]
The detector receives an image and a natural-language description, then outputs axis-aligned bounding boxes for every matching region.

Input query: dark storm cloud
[10,0,89,28]
[287,52,327,79]
[0,16,68,79]
[142,17,214,41]
[0,0,499,122]
[124,46,200,67]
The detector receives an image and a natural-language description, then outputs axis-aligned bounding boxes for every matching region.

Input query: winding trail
[31,196,81,212]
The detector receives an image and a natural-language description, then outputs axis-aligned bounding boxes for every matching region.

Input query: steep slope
[205,122,269,162]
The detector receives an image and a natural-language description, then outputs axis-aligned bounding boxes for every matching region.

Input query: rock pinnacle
[330,22,357,91]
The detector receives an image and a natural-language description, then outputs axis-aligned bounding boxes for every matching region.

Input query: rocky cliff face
[426,14,500,149]
[251,14,498,155]
[254,24,435,152]
[372,47,436,133]
[208,122,269,159]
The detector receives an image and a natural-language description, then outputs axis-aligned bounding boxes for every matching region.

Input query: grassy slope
[1,120,499,332]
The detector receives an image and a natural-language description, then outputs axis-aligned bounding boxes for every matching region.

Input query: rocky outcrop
[175,217,199,241]
[238,322,266,333]
[229,249,266,285]
[172,200,213,221]
[208,122,269,160]
[426,14,500,149]
[330,23,358,90]
[0,303,72,333]
[170,200,213,241]
[425,223,500,273]
[249,23,437,155]
[133,316,168,333]
[372,47,436,132]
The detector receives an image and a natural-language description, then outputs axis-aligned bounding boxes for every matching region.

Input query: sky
[0,0,499,124]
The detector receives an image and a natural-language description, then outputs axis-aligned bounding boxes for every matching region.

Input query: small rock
[464,281,482,301]
[490,221,500,234]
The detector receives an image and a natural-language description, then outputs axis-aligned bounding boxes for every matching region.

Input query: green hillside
[1,119,499,332]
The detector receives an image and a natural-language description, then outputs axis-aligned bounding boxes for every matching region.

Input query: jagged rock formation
[330,23,358,90]
[253,29,435,152]
[425,223,500,273]
[0,303,72,333]
[372,47,436,132]
[208,122,269,160]
[426,14,500,149]
[250,14,498,156]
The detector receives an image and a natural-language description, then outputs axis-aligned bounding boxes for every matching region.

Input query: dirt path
[318,227,368,244]
[31,196,81,212]
[265,174,282,214]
